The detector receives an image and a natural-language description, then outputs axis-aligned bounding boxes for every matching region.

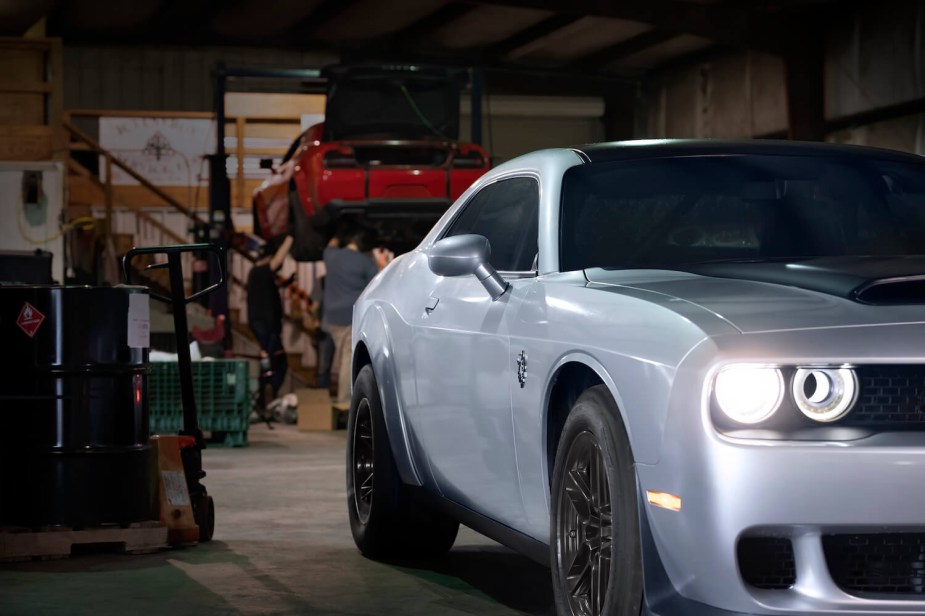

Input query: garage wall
[63,45,605,162]
[461,95,605,165]
[641,1,925,153]
[826,1,925,152]
[63,45,338,112]
[644,51,787,139]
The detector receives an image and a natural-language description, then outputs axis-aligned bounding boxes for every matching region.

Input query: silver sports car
[345,139,925,616]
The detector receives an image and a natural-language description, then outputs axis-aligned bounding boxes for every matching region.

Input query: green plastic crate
[148,359,250,447]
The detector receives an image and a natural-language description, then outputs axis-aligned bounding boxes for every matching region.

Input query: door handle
[425,296,439,313]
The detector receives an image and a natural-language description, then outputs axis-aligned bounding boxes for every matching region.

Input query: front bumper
[639,432,925,615]
[326,198,451,220]
[638,332,925,615]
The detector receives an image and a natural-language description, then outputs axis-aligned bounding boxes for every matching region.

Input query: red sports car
[253,64,490,260]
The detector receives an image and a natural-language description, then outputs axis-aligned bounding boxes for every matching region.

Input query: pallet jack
[122,243,226,545]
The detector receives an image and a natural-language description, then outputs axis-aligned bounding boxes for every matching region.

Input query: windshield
[560,154,925,271]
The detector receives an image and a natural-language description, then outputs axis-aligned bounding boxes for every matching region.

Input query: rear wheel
[194,493,215,542]
[346,365,458,559]
[550,385,643,616]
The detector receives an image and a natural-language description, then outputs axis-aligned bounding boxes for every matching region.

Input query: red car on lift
[253,64,490,260]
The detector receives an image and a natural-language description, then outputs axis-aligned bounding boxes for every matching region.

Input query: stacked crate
[148,360,251,447]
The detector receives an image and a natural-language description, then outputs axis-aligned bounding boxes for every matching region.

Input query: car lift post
[209,64,327,349]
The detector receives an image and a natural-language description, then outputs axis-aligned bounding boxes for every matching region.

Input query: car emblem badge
[517,350,527,388]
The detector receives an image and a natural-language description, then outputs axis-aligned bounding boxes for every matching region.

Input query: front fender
[355,303,422,486]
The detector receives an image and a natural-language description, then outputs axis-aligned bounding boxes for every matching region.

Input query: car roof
[573,139,925,165]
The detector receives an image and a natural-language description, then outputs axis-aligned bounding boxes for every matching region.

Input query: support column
[784,35,826,141]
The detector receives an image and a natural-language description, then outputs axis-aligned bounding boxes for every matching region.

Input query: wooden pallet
[0,521,168,561]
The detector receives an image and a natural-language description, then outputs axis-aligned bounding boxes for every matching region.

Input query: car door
[406,176,539,524]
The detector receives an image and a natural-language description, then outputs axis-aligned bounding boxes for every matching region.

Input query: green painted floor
[0,424,554,615]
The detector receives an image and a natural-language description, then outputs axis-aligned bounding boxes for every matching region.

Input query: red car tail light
[452,148,486,169]
[323,147,359,168]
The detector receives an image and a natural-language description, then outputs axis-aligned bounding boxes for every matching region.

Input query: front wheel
[346,364,458,559]
[550,385,643,616]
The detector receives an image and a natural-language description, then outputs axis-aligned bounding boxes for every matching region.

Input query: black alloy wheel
[557,431,613,616]
[345,364,459,559]
[551,385,642,616]
[352,398,374,524]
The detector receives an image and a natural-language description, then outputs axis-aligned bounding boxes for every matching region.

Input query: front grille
[738,537,796,589]
[824,533,925,594]
[848,366,925,428]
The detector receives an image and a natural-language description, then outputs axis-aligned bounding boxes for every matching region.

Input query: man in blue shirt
[322,225,388,410]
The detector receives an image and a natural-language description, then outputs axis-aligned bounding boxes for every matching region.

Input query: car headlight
[714,365,784,424]
[792,367,857,422]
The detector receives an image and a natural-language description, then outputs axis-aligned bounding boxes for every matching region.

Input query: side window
[444,177,539,271]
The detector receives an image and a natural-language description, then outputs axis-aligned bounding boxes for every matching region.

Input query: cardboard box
[296,387,337,431]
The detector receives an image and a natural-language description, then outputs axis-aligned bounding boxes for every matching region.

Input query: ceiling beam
[465,0,806,55]
[485,13,584,59]
[284,0,365,44]
[570,29,678,72]
[387,2,479,50]
[47,0,247,45]
[143,0,240,43]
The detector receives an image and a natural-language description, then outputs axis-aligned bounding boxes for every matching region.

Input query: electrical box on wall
[0,162,66,283]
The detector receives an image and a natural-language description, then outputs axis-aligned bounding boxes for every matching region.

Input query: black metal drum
[0,285,152,528]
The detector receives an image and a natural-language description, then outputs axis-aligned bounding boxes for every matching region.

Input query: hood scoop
[679,256,925,305]
[854,275,925,304]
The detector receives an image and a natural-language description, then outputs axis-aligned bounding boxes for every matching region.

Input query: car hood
[585,256,925,333]
[322,64,464,142]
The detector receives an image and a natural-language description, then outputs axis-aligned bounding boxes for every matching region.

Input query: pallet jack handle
[122,243,227,446]
[122,243,225,543]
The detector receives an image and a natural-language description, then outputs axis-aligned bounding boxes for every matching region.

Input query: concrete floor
[0,423,555,615]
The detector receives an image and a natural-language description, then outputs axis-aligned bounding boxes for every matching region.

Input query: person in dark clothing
[247,235,293,409]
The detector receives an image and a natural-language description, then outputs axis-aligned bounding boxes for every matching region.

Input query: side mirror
[427,234,509,300]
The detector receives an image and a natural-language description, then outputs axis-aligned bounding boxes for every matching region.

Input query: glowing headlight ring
[792,367,857,423]
[714,365,784,425]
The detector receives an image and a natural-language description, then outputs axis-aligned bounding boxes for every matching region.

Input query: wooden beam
[570,29,678,72]
[486,13,583,58]
[1,82,53,94]
[284,0,365,43]
[131,0,237,44]
[67,109,215,120]
[467,0,799,55]
[386,3,479,51]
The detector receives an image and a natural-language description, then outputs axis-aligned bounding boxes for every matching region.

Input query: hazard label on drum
[16,302,45,338]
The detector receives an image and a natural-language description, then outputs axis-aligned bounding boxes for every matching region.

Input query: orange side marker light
[647,491,682,512]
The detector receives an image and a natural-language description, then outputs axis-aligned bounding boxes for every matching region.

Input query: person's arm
[372,247,394,270]
[269,235,294,271]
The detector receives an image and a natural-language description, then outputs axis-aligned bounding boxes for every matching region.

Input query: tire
[550,385,643,616]
[195,494,215,542]
[346,364,459,560]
